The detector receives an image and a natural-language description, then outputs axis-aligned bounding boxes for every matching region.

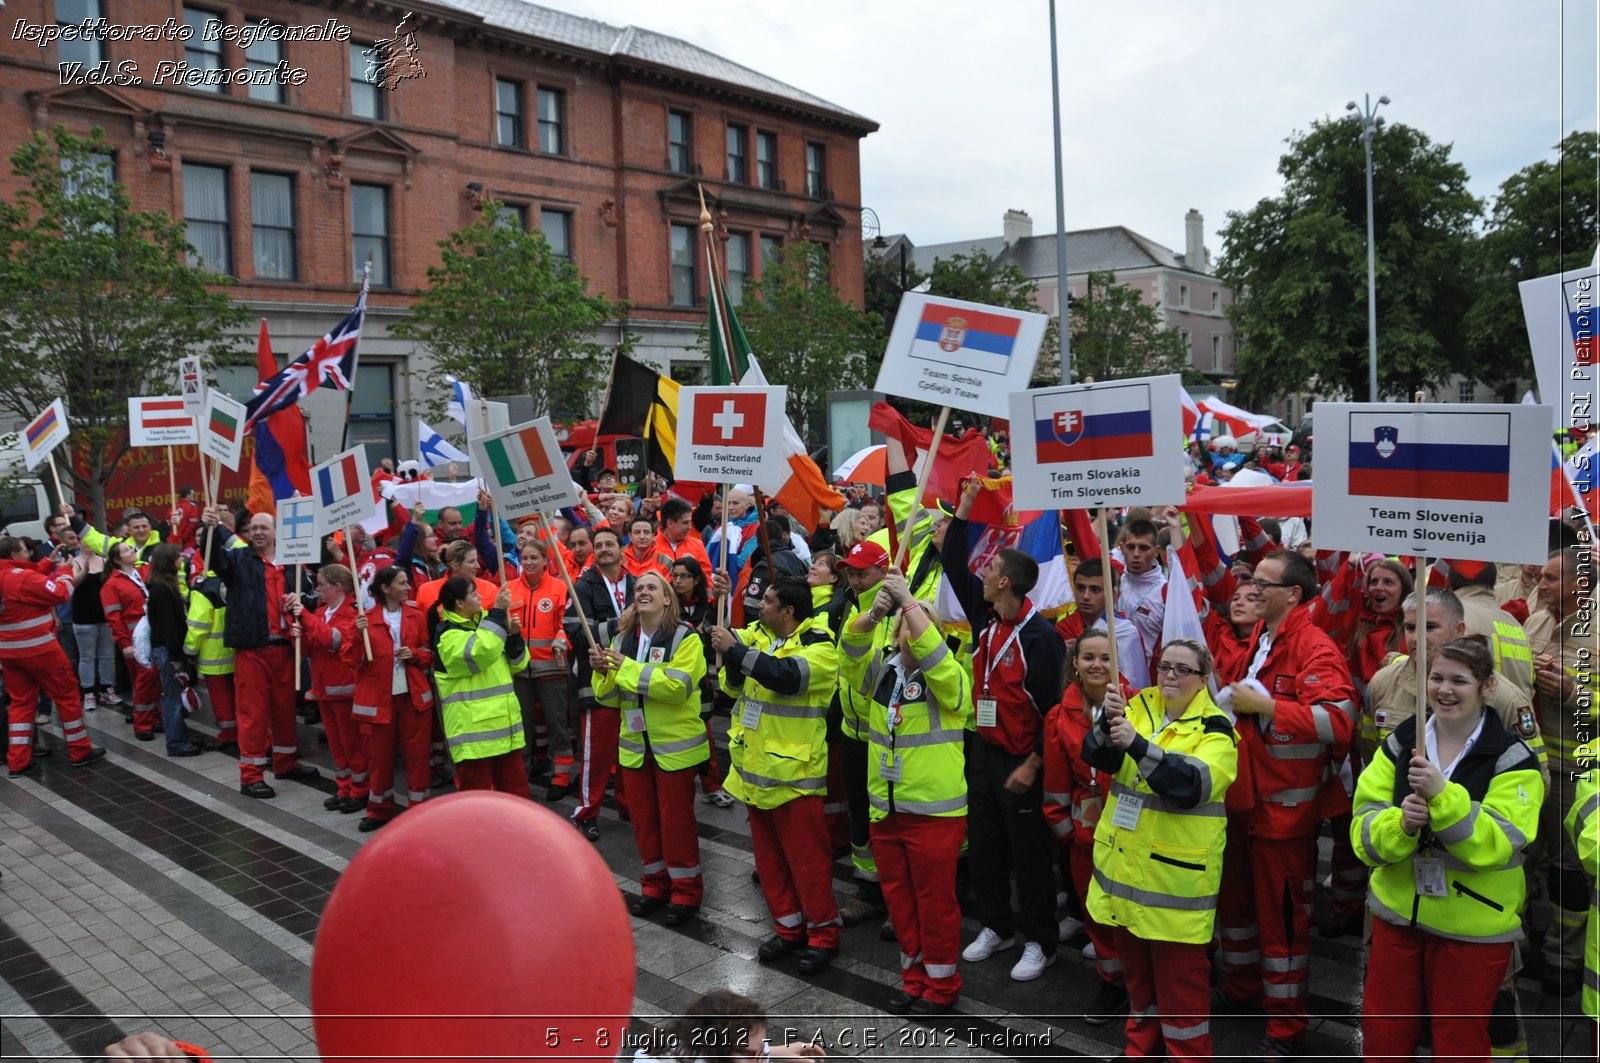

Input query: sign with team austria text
[876,293,1049,417]
[1313,402,1551,564]
[1008,374,1186,510]
[674,386,788,485]
[469,416,580,521]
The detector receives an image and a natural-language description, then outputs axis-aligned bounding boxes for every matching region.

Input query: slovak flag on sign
[1347,410,1511,503]
[691,390,767,448]
[1033,383,1155,464]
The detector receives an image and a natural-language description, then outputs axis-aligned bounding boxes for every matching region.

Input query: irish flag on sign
[482,423,554,487]
[207,405,238,444]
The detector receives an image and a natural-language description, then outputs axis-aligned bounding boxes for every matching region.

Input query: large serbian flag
[1033,383,1155,464]
[914,302,1021,373]
[1347,410,1511,503]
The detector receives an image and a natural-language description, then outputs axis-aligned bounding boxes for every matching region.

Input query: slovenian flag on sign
[1033,383,1155,465]
[914,303,1021,373]
[482,424,554,487]
[208,405,238,444]
[318,452,363,506]
[1347,411,1511,503]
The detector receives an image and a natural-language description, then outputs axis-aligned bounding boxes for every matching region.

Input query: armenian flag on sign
[19,399,69,470]
[1347,411,1511,504]
[27,405,59,445]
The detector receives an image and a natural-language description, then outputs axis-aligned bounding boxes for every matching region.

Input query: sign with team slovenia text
[876,292,1048,417]
[1008,375,1184,509]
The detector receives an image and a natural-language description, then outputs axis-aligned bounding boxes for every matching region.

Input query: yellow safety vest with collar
[844,618,972,821]
[720,615,839,811]
[595,622,709,772]
[182,580,234,676]
[837,581,893,742]
[1084,686,1238,945]
[1563,746,1597,1021]
[434,607,529,763]
[1524,608,1599,770]
[1351,712,1543,944]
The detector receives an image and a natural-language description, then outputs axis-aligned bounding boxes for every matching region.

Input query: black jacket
[739,537,807,619]
[146,580,189,657]
[564,565,635,702]
[201,526,309,650]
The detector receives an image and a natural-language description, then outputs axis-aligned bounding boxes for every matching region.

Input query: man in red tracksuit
[1221,550,1356,1062]
[1,537,105,774]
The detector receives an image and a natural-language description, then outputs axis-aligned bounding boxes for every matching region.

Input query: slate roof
[896,225,1202,279]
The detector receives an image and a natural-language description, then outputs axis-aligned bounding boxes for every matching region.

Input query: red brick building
[1,0,876,464]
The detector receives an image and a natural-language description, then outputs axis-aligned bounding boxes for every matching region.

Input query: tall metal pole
[1363,105,1378,402]
[1049,0,1072,384]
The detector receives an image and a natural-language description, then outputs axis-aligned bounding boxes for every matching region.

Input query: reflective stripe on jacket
[182,585,234,676]
[597,622,709,771]
[720,615,838,810]
[435,607,529,762]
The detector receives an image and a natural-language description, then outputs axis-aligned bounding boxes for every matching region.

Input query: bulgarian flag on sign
[482,424,555,487]
[208,404,239,444]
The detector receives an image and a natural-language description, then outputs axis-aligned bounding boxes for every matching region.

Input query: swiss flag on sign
[691,391,767,448]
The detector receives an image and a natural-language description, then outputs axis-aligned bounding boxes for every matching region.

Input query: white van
[0,443,61,541]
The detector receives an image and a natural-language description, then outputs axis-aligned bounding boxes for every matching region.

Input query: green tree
[1466,131,1599,396]
[1217,118,1482,405]
[863,243,928,335]
[735,242,881,444]
[0,126,246,524]
[1069,270,1196,383]
[926,249,1062,386]
[393,203,628,423]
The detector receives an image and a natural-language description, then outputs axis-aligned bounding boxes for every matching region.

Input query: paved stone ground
[1,700,1593,1061]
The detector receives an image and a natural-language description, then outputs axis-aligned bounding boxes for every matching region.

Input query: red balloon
[312,792,635,1062]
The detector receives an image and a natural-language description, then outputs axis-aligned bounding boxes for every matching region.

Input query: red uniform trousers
[233,643,299,785]
[1217,813,1263,1003]
[871,813,965,1005]
[4,648,92,771]
[1068,836,1122,983]
[1327,811,1367,918]
[318,697,368,801]
[1363,917,1509,1063]
[748,795,841,949]
[203,674,237,745]
[697,718,727,795]
[1114,928,1213,1063]
[824,741,850,850]
[574,706,622,823]
[623,757,703,906]
[454,749,528,793]
[362,695,433,820]
[1253,833,1317,1042]
[131,658,161,735]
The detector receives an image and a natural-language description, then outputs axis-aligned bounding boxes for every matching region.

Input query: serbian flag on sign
[317,451,364,507]
[691,390,766,448]
[481,424,554,488]
[1033,383,1155,464]
[1347,411,1511,503]
[914,302,1021,373]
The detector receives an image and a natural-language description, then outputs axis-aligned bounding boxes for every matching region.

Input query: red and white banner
[128,396,198,447]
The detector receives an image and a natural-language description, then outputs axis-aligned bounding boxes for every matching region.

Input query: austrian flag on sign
[128,396,198,447]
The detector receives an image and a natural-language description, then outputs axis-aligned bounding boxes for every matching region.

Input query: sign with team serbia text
[877,293,1048,417]
[1313,402,1551,564]
[1008,374,1184,510]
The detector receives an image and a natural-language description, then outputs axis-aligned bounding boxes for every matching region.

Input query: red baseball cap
[840,541,890,569]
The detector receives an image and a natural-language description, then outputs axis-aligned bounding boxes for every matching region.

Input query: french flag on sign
[1347,411,1511,503]
[913,303,1022,373]
[691,390,767,448]
[318,452,363,506]
[1033,383,1155,464]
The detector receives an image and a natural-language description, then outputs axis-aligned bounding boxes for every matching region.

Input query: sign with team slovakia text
[1313,403,1551,564]
[312,444,376,535]
[674,386,787,485]
[469,416,579,520]
[1008,375,1184,509]
[275,496,319,566]
[876,293,1048,417]
[128,396,198,447]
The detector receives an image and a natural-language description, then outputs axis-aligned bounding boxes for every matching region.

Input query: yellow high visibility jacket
[1564,745,1597,1022]
[837,580,893,742]
[182,580,234,676]
[720,615,838,810]
[434,607,528,763]
[595,621,709,772]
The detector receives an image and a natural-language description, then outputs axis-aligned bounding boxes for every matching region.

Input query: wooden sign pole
[1094,508,1122,682]
[894,405,950,569]
[545,510,600,654]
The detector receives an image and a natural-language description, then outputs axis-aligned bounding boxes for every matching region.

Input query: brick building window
[183,8,225,93]
[351,43,385,119]
[755,132,777,189]
[668,110,692,172]
[670,223,696,307]
[493,203,527,230]
[245,21,285,102]
[726,125,747,184]
[496,79,524,147]
[537,88,565,154]
[805,143,825,197]
[760,234,781,271]
[62,151,115,234]
[56,0,104,68]
[725,232,750,304]
[183,164,231,275]
[351,183,390,286]
[251,172,296,280]
[541,209,571,261]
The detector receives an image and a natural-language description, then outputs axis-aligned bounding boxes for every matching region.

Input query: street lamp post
[1050,0,1072,384]
[1347,93,1389,402]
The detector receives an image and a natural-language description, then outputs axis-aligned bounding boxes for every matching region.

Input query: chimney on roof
[1185,208,1207,273]
[1003,209,1032,246]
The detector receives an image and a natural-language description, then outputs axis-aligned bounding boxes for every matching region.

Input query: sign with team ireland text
[1312,402,1551,564]
[1008,375,1185,510]
[469,416,580,521]
[876,293,1048,417]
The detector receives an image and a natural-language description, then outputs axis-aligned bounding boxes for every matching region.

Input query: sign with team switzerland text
[312,444,376,535]
[1008,375,1184,510]
[274,495,319,566]
[178,356,206,416]
[469,416,580,521]
[674,386,788,486]
[876,292,1048,417]
[200,390,247,471]
[128,395,199,447]
[1313,402,1551,564]
[18,398,69,471]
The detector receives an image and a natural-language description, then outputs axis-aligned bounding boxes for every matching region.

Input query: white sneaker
[1010,941,1057,982]
[82,692,97,712]
[1082,941,1098,960]
[1058,914,1085,938]
[961,927,1016,963]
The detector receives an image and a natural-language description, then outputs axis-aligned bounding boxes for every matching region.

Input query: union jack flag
[244,279,368,431]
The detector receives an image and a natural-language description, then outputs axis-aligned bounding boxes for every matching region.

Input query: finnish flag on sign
[675,386,788,488]
[311,444,376,534]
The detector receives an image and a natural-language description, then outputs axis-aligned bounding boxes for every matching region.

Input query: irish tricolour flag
[481,424,554,488]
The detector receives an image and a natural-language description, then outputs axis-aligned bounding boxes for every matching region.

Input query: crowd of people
[4,430,1598,1062]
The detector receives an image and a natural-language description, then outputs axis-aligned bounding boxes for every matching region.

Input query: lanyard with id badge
[1108,709,1180,831]
[880,670,912,783]
[740,634,787,729]
[1413,833,1448,897]
[977,608,1034,729]
[624,635,666,735]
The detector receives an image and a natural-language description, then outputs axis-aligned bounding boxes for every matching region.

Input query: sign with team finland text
[1008,374,1185,510]
[674,386,788,485]
[200,390,247,471]
[469,416,579,520]
[1313,403,1551,563]
[275,496,319,566]
[128,396,198,447]
[876,292,1048,417]
[312,444,376,535]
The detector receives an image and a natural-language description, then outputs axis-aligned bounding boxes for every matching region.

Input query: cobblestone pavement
[2,703,1592,1061]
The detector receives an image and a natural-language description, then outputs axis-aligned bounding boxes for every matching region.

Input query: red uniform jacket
[1042,681,1130,844]
[344,601,434,725]
[0,561,73,659]
[298,597,360,699]
[100,569,148,652]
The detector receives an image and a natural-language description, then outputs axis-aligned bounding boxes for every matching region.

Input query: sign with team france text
[1313,402,1551,564]
[274,496,319,566]
[876,292,1048,417]
[1008,375,1184,510]
[674,386,788,485]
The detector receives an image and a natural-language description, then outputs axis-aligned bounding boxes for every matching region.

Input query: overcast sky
[581,0,1596,260]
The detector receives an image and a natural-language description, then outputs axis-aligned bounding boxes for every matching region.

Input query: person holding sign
[940,479,1065,983]
[507,539,574,800]
[708,579,842,976]
[566,525,637,839]
[1083,639,1238,1063]
[347,565,435,832]
[591,571,709,927]
[290,565,368,815]
[432,578,530,794]
[100,542,162,740]
[1351,636,1543,1063]
[838,571,972,1015]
